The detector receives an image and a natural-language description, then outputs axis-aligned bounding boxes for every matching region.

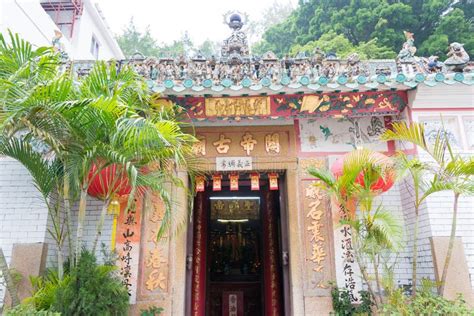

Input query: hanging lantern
[213,174,222,191]
[87,163,132,199]
[229,173,239,191]
[330,151,395,194]
[269,173,279,190]
[195,175,206,192]
[250,172,260,191]
[87,163,132,250]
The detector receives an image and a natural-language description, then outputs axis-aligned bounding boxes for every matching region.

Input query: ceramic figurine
[445,42,470,72]
[397,31,417,62]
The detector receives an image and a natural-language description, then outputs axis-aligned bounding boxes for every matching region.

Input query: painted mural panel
[462,117,474,150]
[299,117,388,152]
[419,116,463,150]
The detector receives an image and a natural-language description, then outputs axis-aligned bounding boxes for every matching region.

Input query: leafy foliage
[382,279,474,315]
[53,250,129,316]
[331,286,373,316]
[4,304,60,316]
[255,0,474,58]
[140,306,164,316]
[309,149,403,309]
[26,270,71,311]
[116,19,218,58]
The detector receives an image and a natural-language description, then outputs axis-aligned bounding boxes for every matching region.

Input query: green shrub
[331,286,373,316]
[53,250,129,316]
[4,304,60,316]
[140,306,164,316]
[382,279,474,315]
[26,270,71,311]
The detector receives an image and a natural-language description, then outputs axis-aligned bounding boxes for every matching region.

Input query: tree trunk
[91,198,110,254]
[75,187,88,265]
[0,247,19,307]
[411,204,419,297]
[439,192,460,295]
[373,253,383,305]
[353,234,380,309]
[63,172,74,270]
[57,245,64,280]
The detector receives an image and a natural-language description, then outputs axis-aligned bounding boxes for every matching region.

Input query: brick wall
[0,157,50,304]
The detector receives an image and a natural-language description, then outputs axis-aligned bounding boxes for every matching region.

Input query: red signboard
[163,90,407,122]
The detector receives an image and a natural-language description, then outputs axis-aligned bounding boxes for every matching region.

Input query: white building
[0,0,124,60]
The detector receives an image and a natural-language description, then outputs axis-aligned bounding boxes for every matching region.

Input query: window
[90,35,100,59]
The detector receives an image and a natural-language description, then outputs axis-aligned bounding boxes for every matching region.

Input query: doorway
[189,177,286,316]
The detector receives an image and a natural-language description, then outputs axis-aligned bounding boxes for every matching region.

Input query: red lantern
[229,173,239,191]
[87,163,132,199]
[331,152,395,194]
[195,175,205,192]
[212,174,222,191]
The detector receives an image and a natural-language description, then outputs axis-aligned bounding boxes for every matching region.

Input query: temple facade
[1,12,473,316]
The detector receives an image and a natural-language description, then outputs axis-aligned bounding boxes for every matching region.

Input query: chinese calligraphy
[215,157,252,171]
[240,132,257,155]
[265,133,280,154]
[305,183,326,276]
[213,134,231,154]
[144,195,168,293]
[205,96,270,117]
[192,137,206,156]
[120,211,136,297]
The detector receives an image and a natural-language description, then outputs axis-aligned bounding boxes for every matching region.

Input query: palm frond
[0,136,61,198]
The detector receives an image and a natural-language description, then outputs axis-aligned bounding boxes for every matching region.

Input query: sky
[97,0,297,45]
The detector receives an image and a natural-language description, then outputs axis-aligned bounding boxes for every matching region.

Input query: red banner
[191,192,208,316]
[165,90,407,122]
[262,189,283,315]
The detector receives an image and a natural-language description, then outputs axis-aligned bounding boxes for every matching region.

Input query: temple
[1,11,474,316]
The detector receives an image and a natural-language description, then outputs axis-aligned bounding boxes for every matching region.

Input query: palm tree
[308,149,402,308]
[70,61,198,256]
[1,33,198,268]
[381,121,474,295]
[0,31,78,273]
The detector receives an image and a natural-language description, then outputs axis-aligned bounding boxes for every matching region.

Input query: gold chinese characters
[240,132,257,155]
[305,182,327,279]
[213,134,231,154]
[205,96,271,117]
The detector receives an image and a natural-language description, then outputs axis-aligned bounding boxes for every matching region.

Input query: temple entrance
[189,176,286,316]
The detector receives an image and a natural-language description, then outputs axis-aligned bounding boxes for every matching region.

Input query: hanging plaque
[216,157,252,171]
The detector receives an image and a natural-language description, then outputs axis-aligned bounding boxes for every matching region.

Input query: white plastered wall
[408,84,474,288]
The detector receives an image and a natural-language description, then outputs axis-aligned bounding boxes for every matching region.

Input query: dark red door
[191,183,284,316]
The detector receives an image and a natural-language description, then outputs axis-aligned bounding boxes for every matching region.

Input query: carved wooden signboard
[164,91,407,122]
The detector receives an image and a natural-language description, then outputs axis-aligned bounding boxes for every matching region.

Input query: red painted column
[191,191,207,316]
[262,189,283,316]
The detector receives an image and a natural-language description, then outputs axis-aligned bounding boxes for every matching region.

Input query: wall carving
[139,194,169,300]
[302,180,332,295]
